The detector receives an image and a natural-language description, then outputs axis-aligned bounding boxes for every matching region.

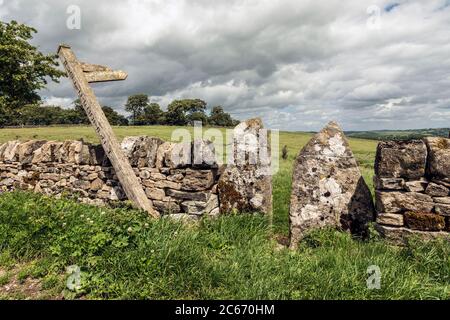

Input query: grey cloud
[2,0,450,130]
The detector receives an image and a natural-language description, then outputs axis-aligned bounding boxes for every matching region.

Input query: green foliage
[165,99,206,125]
[0,191,449,299]
[3,100,128,126]
[72,99,89,124]
[163,99,239,127]
[208,106,239,127]
[0,272,11,286]
[0,20,65,125]
[139,103,164,125]
[18,104,69,126]
[102,106,129,126]
[125,94,148,124]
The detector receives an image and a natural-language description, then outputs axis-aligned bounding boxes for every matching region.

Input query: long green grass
[0,191,449,299]
[0,126,447,300]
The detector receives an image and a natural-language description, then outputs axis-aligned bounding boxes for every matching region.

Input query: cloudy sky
[1,0,450,131]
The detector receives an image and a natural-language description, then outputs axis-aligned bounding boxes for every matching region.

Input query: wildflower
[62,223,66,227]
[144,223,149,228]
[80,214,85,218]
[127,227,133,233]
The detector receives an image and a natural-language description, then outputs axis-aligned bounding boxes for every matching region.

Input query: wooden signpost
[58,44,159,218]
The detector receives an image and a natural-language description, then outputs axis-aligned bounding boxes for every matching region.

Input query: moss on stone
[404,212,445,231]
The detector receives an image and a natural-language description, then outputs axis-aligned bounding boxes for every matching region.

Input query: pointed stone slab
[218,118,272,216]
[289,121,374,248]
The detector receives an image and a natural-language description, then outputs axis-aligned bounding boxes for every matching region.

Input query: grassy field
[0,126,448,300]
[0,125,377,235]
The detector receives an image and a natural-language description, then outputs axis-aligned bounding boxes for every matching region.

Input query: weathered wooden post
[58,44,159,218]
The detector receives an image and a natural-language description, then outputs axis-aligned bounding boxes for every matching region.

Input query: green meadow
[0,126,448,300]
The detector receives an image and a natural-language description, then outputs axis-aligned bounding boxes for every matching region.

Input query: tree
[17,104,50,125]
[102,106,129,126]
[140,102,164,125]
[188,111,209,125]
[72,99,90,124]
[165,99,208,125]
[208,106,237,127]
[184,99,207,125]
[0,21,65,119]
[125,94,148,124]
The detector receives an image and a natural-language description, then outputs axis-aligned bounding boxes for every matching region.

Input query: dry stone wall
[0,120,274,219]
[0,137,222,220]
[374,138,450,244]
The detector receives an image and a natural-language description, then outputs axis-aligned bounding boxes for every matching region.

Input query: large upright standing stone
[289,121,374,248]
[218,118,272,215]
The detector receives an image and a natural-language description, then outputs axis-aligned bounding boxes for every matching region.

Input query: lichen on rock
[289,121,375,248]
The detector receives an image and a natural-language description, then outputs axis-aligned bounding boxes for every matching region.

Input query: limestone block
[121,136,164,168]
[404,179,428,193]
[424,137,450,182]
[164,142,192,169]
[153,200,181,214]
[376,213,404,226]
[192,139,217,168]
[153,180,181,190]
[32,141,63,163]
[145,187,165,201]
[0,141,20,162]
[375,224,450,245]
[90,178,104,191]
[433,197,450,204]
[180,194,219,215]
[17,140,46,164]
[375,140,427,179]
[181,168,215,191]
[374,176,405,190]
[375,191,433,213]
[434,203,450,216]
[166,189,211,202]
[425,182,449,197]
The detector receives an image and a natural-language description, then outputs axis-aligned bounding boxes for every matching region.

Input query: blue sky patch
[385,3,400,12]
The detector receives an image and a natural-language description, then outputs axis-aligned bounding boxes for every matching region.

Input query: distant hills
[344,128,450,141]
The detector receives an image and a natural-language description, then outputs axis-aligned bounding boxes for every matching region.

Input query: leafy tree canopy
[209,106,238,127]
[0,20,65,110]
[166,99,207,125]
[139,102,164,125]
[125,94,149,124]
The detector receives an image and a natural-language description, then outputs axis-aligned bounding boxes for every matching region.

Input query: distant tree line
[124,94,239,127]
[1,100,128,126]
[1,95,239,127]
